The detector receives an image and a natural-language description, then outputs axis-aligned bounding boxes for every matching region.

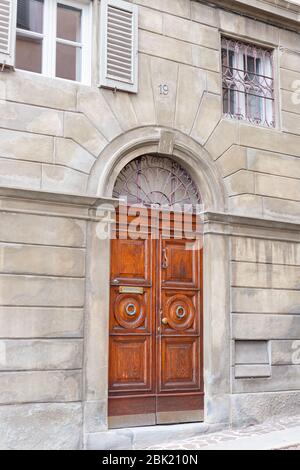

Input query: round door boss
[125,303,137,316]
[175,305,186,319]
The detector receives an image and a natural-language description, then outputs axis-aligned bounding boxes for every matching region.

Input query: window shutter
[100,0,138,93]
[0,0,17,68]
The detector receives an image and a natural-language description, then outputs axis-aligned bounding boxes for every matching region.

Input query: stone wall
[0,0,299,221]
[0,188,114,449]
[230,221,300,425]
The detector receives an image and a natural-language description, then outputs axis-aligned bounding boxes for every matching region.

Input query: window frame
[16,0,92,84]
[221,36,275,128]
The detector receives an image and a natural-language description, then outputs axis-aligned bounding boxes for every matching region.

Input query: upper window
[221,37,275,128]
[15,0,91,83]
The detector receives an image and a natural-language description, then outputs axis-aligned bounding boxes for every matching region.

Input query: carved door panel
[108,214,203,428]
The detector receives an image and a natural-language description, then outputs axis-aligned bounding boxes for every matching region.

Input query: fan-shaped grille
[113,156,202,211]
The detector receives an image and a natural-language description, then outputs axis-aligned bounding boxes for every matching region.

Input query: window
[222,37,275,127]
[15,0,91,83]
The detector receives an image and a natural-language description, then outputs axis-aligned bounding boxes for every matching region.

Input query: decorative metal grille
[221,37,275,127]
[113,155,201,210]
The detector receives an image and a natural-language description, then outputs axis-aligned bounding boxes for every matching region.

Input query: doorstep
[84,422,226,450]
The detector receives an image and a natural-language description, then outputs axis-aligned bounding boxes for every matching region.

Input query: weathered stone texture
[231,391,300,426]
[0,158,42,189]
[231,237,300,266]
[232,262,300,290]
[0,244,85,277]
[0,339,83,370]
[0,100,63,136]
[130,54,156,126]
[0,275,85,307]
[163,14,219,49]
[0,129,54,163]
[0,403,82,450]
[0,370,82,404]
[41,164,88,193]
[139,6,163,34]
[64,113,108,157]
[54,138,96,174]
[232,288,300,314]
[133,0,191,18]
[191,93,221,144]
[0,213,86,247]
[232,314,300,340]
[4,73,77,110]
[233,365,300,393]
[174,65,206,133]
[0,307,83,338]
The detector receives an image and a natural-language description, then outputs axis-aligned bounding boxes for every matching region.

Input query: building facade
[0,0,300,449]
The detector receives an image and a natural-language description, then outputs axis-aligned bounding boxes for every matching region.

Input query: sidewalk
[146,416,300,450]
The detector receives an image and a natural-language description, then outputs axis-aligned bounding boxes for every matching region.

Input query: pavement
[146,415,300,450]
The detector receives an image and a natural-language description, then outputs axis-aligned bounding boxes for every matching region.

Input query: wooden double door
[108,212,203,428]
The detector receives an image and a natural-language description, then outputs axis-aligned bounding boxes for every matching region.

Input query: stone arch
[87,126,227,212]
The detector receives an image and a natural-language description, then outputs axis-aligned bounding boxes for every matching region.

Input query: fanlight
[113,155,201,211]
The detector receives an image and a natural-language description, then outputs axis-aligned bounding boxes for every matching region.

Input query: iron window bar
[221,37,275,128]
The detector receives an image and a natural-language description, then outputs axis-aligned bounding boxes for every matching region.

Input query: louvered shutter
[100,0,138,93]
[0,0,17,68]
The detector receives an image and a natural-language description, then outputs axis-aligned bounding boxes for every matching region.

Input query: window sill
[222,114,276,130]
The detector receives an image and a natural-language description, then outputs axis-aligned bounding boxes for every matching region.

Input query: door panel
[160,337,200,391]
[161,239,199,289]
[161,291,199,333]
[109,336,152,392]
[108,395,156,428]
[110,288,152,332]
[111,238,151,286]
[156,394,204,424]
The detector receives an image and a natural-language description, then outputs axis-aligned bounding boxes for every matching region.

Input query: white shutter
[100,0,138,93]
[0,0,17,68]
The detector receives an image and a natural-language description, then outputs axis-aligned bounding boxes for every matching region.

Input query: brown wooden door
[108,211,203,428]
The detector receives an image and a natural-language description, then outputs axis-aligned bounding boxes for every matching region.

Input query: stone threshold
[85,422,226,450]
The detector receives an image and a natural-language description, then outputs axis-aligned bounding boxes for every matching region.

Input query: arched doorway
[108,155,204,428]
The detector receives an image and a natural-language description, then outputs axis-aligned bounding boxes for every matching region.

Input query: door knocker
[162,248,168,269]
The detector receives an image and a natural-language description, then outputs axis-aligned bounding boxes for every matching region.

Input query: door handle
[162,248,168,269]
[161,317,168,325]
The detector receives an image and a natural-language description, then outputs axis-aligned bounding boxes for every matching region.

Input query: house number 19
[159,84,169,95]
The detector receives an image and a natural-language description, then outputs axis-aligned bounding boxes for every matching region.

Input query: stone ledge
[0,186,119,220]
[203,211,300,233]
[203,0,300,33]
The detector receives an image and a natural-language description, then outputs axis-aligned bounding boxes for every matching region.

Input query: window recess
[222,37,275,128]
